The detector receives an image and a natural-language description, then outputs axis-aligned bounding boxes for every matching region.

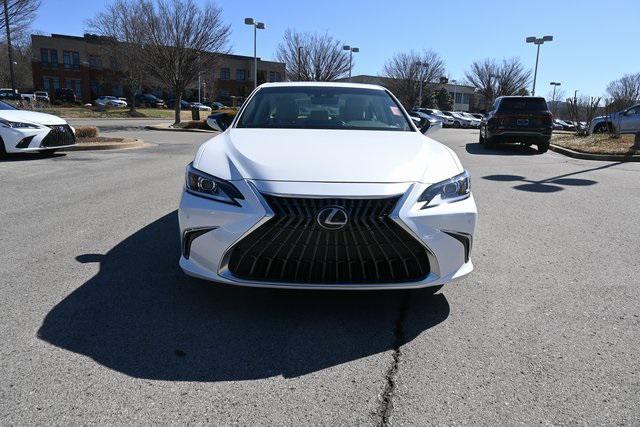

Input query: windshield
[499,97,548,112]
[237,86,413,131]
[0,100,16,110]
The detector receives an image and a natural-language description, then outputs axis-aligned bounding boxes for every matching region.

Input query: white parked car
[589,104,640,134]
[94,96,128,108]
[443,111,474,128]
[458,112,481,128]
[190,102,212,111]
[414,108,454,127]
[0,100,76,156]
[179,82,477,292]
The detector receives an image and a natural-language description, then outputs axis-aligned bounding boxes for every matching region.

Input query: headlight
[0,118,39,129]
[185,163,244,205]
[418,171,470,209]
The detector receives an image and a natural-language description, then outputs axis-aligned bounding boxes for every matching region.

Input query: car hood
[0,110,67,125]
[194,128,463,184]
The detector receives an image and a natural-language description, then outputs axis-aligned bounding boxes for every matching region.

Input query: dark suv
[134,93,166,108]
[479,96,553,153]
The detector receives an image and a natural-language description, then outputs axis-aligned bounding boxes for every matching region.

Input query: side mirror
[420,119,443,135]
[206,112,234,131]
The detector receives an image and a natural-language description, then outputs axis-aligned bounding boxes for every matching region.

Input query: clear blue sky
[32,0,639,99]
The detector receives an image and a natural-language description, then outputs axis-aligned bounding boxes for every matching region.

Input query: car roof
[258,81,386,91]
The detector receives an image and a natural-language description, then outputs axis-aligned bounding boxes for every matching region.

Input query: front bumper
[178,180,477,290]
[2,124,76,153]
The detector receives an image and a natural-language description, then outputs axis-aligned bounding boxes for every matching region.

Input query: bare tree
[606,72,640,111]
[140,0,231,124]
[382,50,445,108]
[1,0,40,90]
[546,87,566,116]
[465,58,531,110]
[276,29,350,81]
[87,0,148,112]
[566,95,601,136]
[1,0,40,41]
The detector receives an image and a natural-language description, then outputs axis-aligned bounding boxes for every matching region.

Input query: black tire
[593,122,611,134]
[537,141,550,154]
[0,140,6,158]
[453,121,461,128]
[479,128,485,144]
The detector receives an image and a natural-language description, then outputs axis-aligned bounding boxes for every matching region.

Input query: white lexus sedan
[179,82,477,292]
[0,100,76,156]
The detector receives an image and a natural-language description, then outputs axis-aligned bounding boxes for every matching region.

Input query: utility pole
[3,0,16,92]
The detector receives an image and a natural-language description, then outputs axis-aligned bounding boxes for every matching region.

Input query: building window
[236,69,246,81]
[89,55,102,69]
[40,48,49,65]
[63,51,80,69]
[220,67,230,80]
[275,72,281,81]
[455,93,463,104]
[462,93,470,104]
[90,80,100,97]
[65,78,82,97]
[269,71,276,82]
[42,76,60,92]
[112,84,123,97]
[50,50,58,67]
[449,92,455,102]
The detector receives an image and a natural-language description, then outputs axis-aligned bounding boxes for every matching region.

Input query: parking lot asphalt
[1,127,639,424]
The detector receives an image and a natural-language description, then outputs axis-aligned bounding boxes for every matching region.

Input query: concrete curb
[145,125,217,133]
[62,138,149,151]
[549,144,640,162]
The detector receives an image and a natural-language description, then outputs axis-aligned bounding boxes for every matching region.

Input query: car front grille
[41,125,76,147]
[226,195,430,284]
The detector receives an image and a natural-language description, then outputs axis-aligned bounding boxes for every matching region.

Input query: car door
[620,106,640,133]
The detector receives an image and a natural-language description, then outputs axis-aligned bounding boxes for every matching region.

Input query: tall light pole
[451,79,457,110]
[526,35,553,96]
[342,45,359,80]
[550,81,561,115]
[297,46,303,81]
[245,18,265,89]
[415,61,426,107]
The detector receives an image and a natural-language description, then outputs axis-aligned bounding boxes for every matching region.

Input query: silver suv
[590,104,640,134]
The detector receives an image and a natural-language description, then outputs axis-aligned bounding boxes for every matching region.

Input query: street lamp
[414,61,428,107]
[245,18,265,89]
[451,79,457,110]
[550,81,561,115]
[342,45,359,80]
[297,46,303,81]
[526,35,553,96]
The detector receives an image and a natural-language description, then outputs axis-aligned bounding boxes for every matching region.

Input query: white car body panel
[0,109,75,154]
[179,82,477,290]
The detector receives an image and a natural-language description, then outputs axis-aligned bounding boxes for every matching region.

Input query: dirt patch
[77,136,127,144]
[552,133,639,155]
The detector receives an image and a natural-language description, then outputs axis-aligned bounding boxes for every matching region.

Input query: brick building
[31,33,286,104]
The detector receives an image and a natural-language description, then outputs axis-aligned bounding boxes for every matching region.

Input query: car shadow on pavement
[482,162,622,193]
[0,152,67,162]
[465,142,540,156]
[37,211,449,381]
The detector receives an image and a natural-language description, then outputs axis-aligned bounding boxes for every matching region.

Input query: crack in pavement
[376,290,411,426]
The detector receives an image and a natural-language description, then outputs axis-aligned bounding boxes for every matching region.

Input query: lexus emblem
[316,206,349,230]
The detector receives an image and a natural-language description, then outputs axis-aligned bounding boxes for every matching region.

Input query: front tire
[453,121,461,128]
[593,122,612,134]
[537,140,550,154]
